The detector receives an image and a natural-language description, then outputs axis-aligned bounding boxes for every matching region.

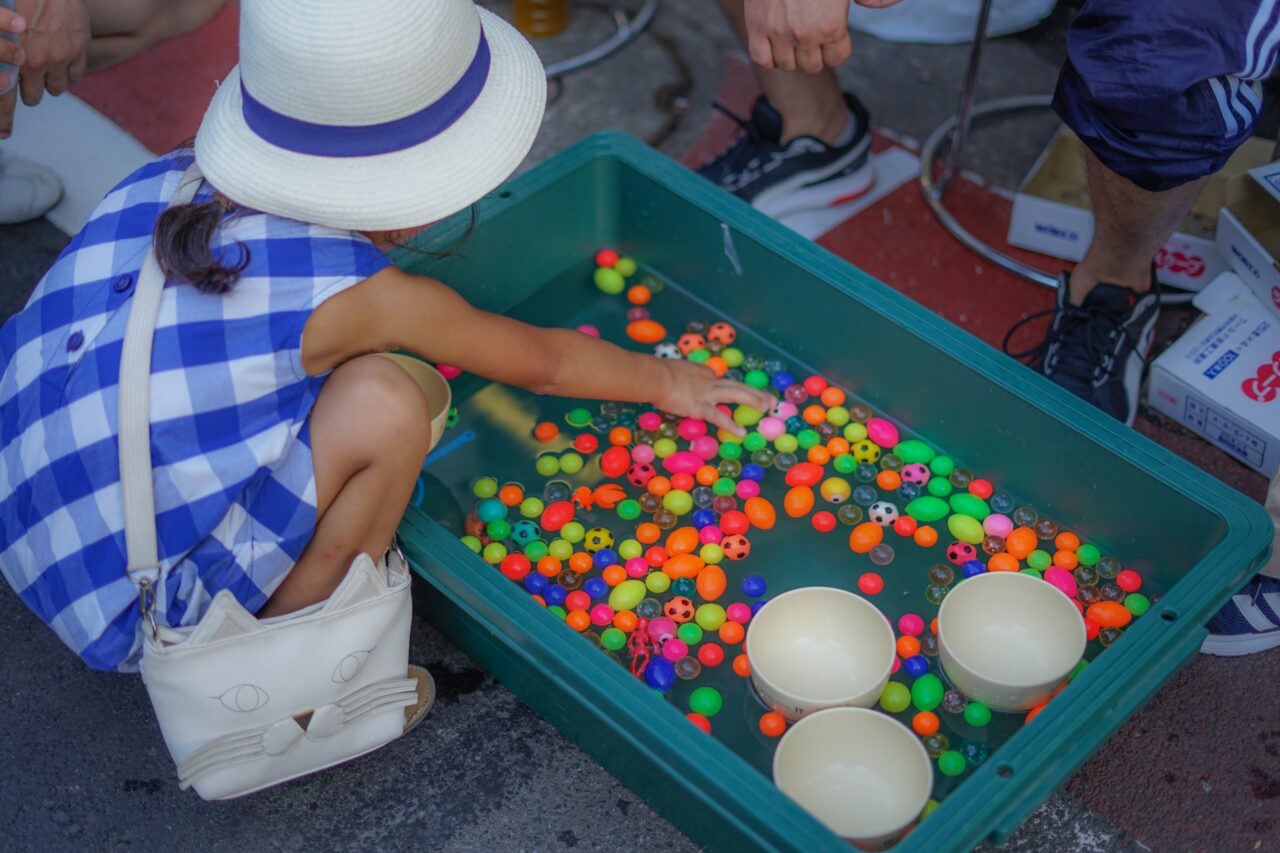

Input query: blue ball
[593,548,619,568]
[583,577,608,600]
[770,371,795,391]
[751,599,768,615]
[692,508,718,529]
[476,498,507,523]
[741,574,767,597]
[644,657,676,692]
[903,655,930,677]
[740,463,765,482]
[961,560,987,579]
[897,482,923,500]
[522,573,548,595]
[543,584,567,606]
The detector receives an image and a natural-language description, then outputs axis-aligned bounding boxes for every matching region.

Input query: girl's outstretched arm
[304,266,776,435]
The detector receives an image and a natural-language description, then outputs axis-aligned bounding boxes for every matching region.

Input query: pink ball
[662,451,702,474]
[897,613,925,636]
[589,604,615,627]
[1044,566,1078,599]
[626,306,650,322]
[890,656,901,674]
[637,412,662,431]
[576,324,601,338]
[690,435,720,460]
[698,525,723,544]
[436,364,462,380]
[725,602,752,624]
[983,513,1013,538]
[772,401,798,420]
[757,417,786,441]
[866,417,900,448]
[661,639,689,662]
[625,557,649,578]
[647,616,677,644]
[631,444,656,464]
[678,418,708,440]
[735,480,760,500]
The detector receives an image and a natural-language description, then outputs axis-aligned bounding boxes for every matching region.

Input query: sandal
[403,664,436,734]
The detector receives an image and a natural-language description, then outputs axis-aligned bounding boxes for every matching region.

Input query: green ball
[1075,544,1101,566]
[833,454,858,474]
[921,799,941,820]
[520,497,545,518]
[566,407,593,427]
[797,429,821,450]
[695,603,726,631]
[1020,568,1042,579]
[472,477,499,498]
[742,432,767,452]
[712,477,737,496]
[894,439,936,465]
[911,673,944,711]
[613,256,638,276]
[774,434,799,454]
[645,572,671,593]
[482,542,507,564]
[930,455,956,476]
[617,499,642,520]
[689,686,723,717]
[523,540,549,561]
[1068,659,1090,682]
[926,477,954,497]
[718,440,743,459]
[460,534,483,554]
[560,521,585,544]
[600,627,628,651]
[663,490,693,515]
[948,493,990,521]
[548,538,573,560]
[594,266,625,294]
[963,702,991,727]
[879,681,911,714]
[721,347,744,367]
[688,349,710,364]
[1124,593,1150,616]
[938,751,967,777]
[547,605,567,621]
[559,452,585,474]
[906,496,949,523]
[1027,550,1052,570]
[535,455,560,476]
[677,623,704,644]
[744,369,770,389]
[486,519,511,540]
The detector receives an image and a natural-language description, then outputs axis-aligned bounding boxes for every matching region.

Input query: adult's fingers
[820,33,853,68]
[769,31,797,71]
[44,63,67,95]
[746,25,775,68]
[796,43,825,74]
[19,62,44,106]
[0,86,16,138]
[0,7,27,35]
[0,38,23,65]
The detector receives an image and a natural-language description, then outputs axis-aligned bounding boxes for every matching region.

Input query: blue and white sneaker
[1201,576,1280,656]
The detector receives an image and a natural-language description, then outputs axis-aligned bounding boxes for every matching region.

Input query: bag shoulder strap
[119,163,205,589]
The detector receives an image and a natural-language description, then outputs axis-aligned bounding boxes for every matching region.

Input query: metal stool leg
[918,0,1058,289]
[543,0,661,79]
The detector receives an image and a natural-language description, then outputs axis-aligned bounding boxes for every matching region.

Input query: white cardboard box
[1148,271,1280,476]
[1215,160,1280,317]
[1007,129,1274,291]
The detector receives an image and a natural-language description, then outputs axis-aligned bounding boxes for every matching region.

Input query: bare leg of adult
[1069,148,1208,305]
[259,355,431,617]
[83,0,227,71]
[716,0,850,145]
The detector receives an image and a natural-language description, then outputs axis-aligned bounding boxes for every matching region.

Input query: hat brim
[194,8,546,231]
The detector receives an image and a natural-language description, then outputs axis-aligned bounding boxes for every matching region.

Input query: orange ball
[602,565,627,586]
[1055,531,1081,552]
[613,610,638,632]
[608,426,632,446]
[537,556,563,578]
[565,611,590,632]
[568,552,594,574]
[635,522,661,544]
[987,552,1020,573]
[665,526,700,555]
[912,711,940,736]
[695,465,720,486]
[1024,703,1048,725]
[1086,601,1133,629]
[759,712,787,738]
[626,284,651,305]
[827,437,851,456]
[802,405,827,426]
[533,422,559,442]
[732,653,751,677]
[1006,527,1037,559]
[647,476,672,496]
[914,525,939,548]
[876,470,902,491]
[719,621,746,645]
[1053,549,1079,570]
[706,356,729,377]
[897,636,921,658]
[531,595,546,607]
[820,386,846,407]
[806,445,832,465]
[849,521,884,554]
[930,617,939,635]
[498,484,524,506]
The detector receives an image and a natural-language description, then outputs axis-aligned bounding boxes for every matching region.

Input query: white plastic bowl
[377,353,452,454]
[937,570,1086,712]
[773,707,933,849]
[745,586,895,721]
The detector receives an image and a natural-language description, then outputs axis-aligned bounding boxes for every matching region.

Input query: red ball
[968,478,994,499]
[599,445,631,478]
[802,375,829,396]
[719,510,751,535]
[670,472,695,492]
[686,712,712,733]
[595,248,620,267]
[1115,569,1142,593]
[1083,615,1100,641]
[574,433,600,454]
[644,546,669,567]
[698,643,725,667]
[499,554,531,582]
[857,572,885,595]
[565,590,591,612]
[893,516,918,537]
[811,511,837,533]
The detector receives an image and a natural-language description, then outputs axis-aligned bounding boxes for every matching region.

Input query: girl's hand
[654,360,776,437]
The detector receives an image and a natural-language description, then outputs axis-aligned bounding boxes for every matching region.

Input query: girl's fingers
[703,404,745,437]
[714,381,775,412]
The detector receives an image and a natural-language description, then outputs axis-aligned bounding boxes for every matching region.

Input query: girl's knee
[326,356,433,456]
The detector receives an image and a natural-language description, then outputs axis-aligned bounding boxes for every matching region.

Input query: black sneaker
[697,93,874,219]
[1003,271,1160,426]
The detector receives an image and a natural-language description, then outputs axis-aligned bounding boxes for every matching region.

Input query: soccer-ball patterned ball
[583,527,614,553]
[654,342,682,359]
[868,501,899,526]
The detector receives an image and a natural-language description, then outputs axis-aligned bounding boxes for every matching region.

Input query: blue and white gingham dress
[0,152,390,672]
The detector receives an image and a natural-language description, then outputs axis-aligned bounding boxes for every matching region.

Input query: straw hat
[194,0,546,231]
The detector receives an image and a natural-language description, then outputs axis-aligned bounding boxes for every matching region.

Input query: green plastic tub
[393,133,1271,851]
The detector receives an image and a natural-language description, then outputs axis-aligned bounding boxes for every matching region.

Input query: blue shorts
[1054,0,1280,192]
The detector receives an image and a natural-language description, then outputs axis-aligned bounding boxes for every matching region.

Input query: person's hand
[16,0,90,104]
[654,359,777,437]
[744,0,903,73]
[0,4,28,138]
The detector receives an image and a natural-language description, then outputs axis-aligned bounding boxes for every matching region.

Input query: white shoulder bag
[120,166,417,800]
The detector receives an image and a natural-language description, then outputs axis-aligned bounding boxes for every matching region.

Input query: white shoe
[0,152,64,224]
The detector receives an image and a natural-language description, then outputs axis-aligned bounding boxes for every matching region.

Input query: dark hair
[153,196,250,295]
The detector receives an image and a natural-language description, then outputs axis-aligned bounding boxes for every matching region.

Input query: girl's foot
[403,664,436,734]
[1202,576,1280,656]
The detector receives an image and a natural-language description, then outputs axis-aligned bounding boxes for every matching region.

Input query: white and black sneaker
[697,93,874,219]
[1003,271,1160,426]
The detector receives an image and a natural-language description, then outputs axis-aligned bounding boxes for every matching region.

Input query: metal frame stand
[544,0,661,79]
[918,0,1058,289]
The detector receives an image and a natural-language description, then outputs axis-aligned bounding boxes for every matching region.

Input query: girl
[0,0,773,701]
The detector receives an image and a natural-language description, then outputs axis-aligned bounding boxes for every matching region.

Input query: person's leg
[716,0,848,145]
[260,355,432,617]
[83,0,227,71]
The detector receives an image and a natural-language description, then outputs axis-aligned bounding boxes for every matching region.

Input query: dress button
[112,274,134,293]
[66,330,85,352]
